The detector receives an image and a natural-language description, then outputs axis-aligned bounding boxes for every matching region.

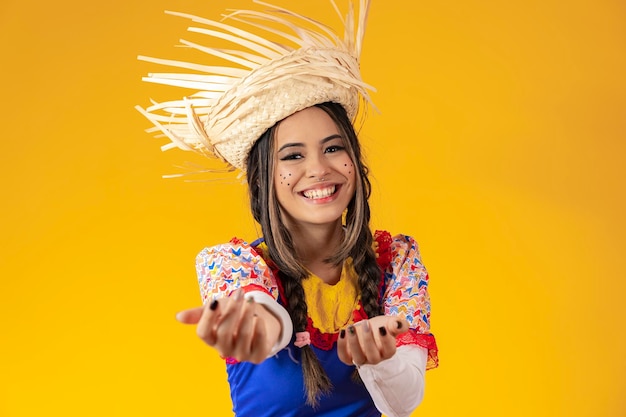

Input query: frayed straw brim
[136,0,374,174]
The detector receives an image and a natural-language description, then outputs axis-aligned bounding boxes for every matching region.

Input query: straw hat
[136,0,374,174]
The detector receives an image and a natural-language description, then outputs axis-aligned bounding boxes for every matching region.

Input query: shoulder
[373,230,423,268]
[196,237,262,261]
[390,234,423,262]
[377,232,429,291]
[195,237,271,279]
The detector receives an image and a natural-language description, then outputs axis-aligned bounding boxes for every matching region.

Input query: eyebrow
[277,134,342,153]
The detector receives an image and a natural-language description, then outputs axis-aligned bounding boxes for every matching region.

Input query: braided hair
[246,102,382,406]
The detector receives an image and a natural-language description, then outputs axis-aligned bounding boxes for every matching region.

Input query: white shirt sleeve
[357,344,428,417]
[244,291,293,356]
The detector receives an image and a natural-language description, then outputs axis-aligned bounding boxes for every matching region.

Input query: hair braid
[352,231,384,319]
[279,272,332,407]
[347,228,384,384]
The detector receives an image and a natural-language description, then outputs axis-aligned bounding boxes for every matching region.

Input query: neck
[286,221,345,284]
[288,221,344,262]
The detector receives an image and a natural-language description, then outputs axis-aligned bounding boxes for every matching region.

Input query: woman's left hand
[336,315,409,367]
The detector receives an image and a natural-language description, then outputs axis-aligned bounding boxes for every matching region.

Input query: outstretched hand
[337,315,410,367]
[176,289,280,364]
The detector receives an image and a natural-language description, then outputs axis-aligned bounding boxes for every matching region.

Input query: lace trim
[397,329,439,370]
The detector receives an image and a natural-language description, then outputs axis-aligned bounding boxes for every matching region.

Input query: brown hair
[246,102,383,406]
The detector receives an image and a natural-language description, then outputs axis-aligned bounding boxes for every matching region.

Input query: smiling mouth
[301,185,337,199]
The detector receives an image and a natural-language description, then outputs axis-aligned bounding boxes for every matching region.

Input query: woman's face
[273,106,356,229]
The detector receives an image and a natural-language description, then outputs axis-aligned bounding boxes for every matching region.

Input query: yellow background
[1,0,624,416]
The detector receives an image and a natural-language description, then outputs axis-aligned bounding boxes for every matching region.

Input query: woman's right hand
[176,288,280,364]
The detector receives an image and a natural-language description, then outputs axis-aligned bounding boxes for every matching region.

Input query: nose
[306,151,331,179]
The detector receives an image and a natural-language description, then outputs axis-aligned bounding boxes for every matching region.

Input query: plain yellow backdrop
[1,0,624,416]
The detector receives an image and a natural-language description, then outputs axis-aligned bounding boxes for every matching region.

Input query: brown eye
[324,145,345,153]
[279,153,303,161]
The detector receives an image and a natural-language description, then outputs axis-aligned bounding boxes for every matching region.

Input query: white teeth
[303,185,336,199]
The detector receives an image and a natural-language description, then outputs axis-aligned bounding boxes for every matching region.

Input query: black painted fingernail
[396,320,403,329]
[210,299,219,310]
[247,296,255,303]
[379,326,387,336]
[348,325,356,335]
[340,329,346,339]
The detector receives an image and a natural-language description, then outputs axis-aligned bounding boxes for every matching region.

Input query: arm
[177,239,293,362]
[337,234,438,415]
[364,234,437,414]
[358,345,428,417]
[336,316,427,417]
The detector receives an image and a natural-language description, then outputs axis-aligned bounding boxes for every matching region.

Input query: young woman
[137,2,437,416]
[176,102,437,416]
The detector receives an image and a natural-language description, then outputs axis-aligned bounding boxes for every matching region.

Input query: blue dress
[226,341,380,417]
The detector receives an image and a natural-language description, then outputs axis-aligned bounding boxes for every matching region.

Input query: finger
[336,328,351,365]
[386,317,410,338]
[248,314,269,364]
[346,324,366,366]
[175,306,205,324]
[213,289,246,355]
[376,324,397,360]
[196,299,220,345]
[353,320,382,364]
[231,298,256,360]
